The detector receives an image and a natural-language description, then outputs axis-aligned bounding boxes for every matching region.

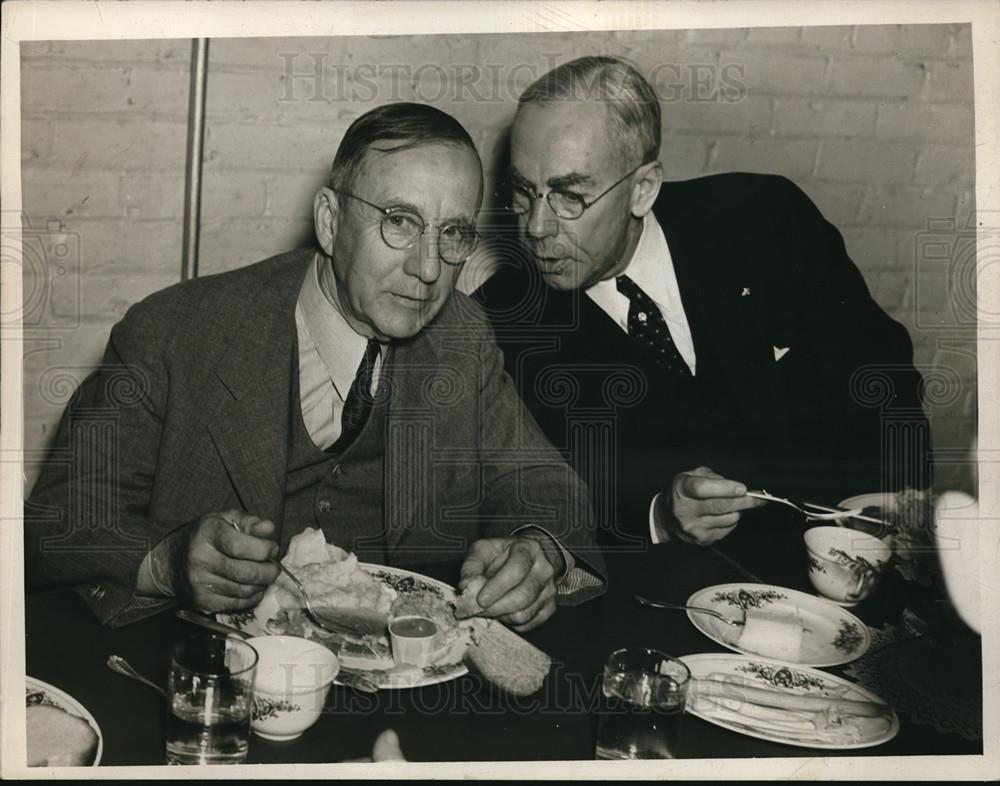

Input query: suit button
[317,499,332,513]
[331,465,343,477]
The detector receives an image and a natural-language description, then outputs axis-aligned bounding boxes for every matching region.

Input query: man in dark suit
[26,103,604,628]
[476,56,930,549]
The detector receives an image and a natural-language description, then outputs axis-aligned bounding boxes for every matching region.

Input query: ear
[630,160,663,218]
[313,187,341,256]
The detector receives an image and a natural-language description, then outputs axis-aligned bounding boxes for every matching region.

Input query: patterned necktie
[327,338,381,454]
[615,274,691,379]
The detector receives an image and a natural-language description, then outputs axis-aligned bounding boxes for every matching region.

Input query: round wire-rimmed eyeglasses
[334,189,479,265]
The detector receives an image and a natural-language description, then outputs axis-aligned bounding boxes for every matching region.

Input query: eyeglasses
[507,164,643,221]
[334,189,479,265]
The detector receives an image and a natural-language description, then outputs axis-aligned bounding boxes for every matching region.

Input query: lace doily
[843,623,982,741]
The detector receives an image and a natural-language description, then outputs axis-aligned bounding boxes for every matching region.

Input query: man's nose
[524,196,559,239]
[403,235,443,284]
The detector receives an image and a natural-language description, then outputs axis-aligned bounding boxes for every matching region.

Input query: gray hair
[329,102,481,193]
[518,56,661,167]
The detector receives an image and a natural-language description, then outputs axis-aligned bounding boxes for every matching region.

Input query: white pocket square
[773,346,791,361]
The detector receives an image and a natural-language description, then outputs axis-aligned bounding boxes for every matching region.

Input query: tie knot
[363,338,381,365]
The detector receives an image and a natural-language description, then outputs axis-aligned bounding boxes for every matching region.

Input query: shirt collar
[586,214,676,304]
[298,252,370,400]
[613,212,676,309]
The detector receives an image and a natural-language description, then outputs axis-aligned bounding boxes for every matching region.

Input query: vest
[281,352,389,564]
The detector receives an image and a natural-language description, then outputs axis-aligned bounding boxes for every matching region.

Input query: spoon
[633,594,744,627]
[106,655,166,699]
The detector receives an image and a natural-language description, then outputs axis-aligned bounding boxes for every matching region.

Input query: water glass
[595,647,690,760]
[165,634,258,765]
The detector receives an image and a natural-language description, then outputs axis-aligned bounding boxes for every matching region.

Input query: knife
[174,610,380,693]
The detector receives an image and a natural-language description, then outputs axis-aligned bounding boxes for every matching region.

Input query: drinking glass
[165,634,258,765]
[595,647,690,760]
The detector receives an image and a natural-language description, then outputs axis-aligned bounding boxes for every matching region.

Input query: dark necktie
[615,274,691,379]
[327,338,381,454]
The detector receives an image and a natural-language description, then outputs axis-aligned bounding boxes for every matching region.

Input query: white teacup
[804,526,891,604]
[247,635,339,741]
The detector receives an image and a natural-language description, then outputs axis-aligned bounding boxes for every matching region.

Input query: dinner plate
[218,563,469,690]
[25,677,103,766]
[680,653,899,750]
[685,583,871,667]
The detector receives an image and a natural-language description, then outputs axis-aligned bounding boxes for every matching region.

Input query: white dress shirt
[585,215,696,545]
[297,253,384,450]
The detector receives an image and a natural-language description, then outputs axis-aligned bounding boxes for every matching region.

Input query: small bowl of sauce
[388,615,439,667]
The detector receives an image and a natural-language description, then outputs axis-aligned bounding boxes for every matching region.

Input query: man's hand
[457,537,562,632]
[171,510,280,613]
[657,467,766,545]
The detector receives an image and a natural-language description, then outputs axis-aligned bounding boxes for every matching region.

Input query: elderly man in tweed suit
[26,103,605,631]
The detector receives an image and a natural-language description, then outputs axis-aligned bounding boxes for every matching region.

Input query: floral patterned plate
[26,677,103,766]
[685,583,871,667]
[681,653,898,750]
[218,563,469,690]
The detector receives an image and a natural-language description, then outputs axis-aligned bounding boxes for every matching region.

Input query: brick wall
[20,24,976,491]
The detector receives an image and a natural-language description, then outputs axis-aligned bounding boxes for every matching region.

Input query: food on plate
[26,704,99,767]
[250,528,399,664]
[691,675,889,718]
[464,617,552,696]
[250,528,551,694]
[688,673,893,746]
[264,528,394,619]
[735,606,805,661]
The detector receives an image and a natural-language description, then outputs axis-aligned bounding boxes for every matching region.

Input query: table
[22,514,982,765]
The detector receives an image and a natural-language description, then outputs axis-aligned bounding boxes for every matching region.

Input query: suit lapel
[657,193,788,435]
[208,253,313,526]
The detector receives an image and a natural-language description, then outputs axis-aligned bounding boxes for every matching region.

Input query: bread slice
[26,704,99,767]
[463,618,551,696]
[454,575,488,619]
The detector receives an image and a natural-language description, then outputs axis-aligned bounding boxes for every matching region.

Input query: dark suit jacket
[25,249,604,625]
[476,174,930,545]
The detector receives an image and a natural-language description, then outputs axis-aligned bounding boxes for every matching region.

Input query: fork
[633,594,744,627]
[746,490,864,521]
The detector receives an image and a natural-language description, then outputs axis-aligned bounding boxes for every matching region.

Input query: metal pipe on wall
[181,38,210,281]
